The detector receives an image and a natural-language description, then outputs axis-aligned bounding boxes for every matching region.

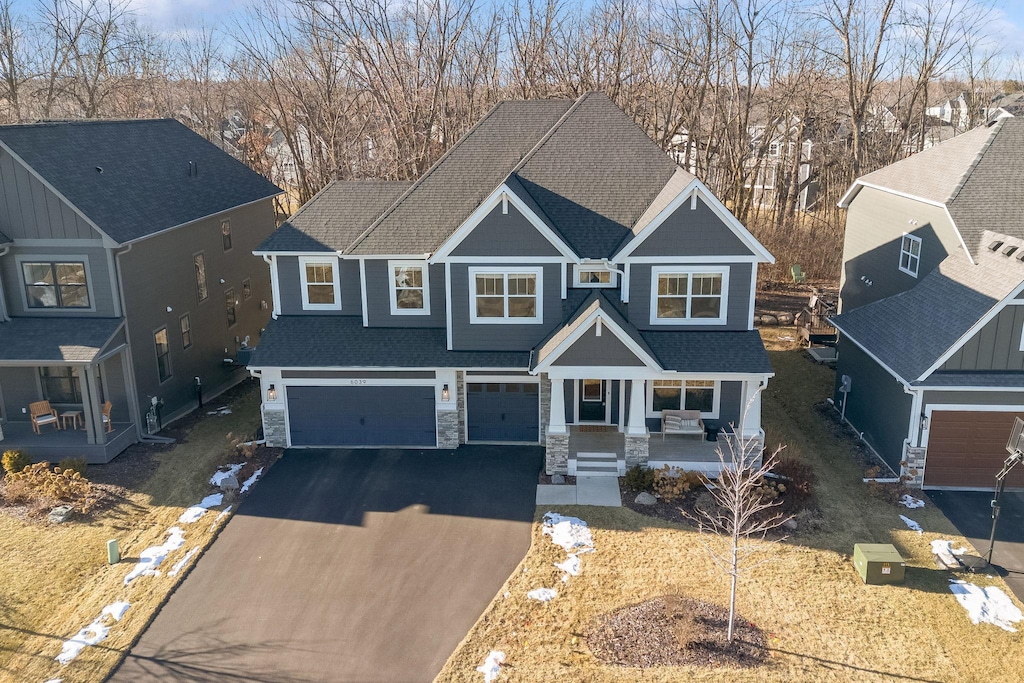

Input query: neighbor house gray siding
[450,262,562,351]
[629,196,753,257]
[0,153,99,240]
[119,198,275,423]
[449,203,561,257]
[552,326,644,366]
[277,256,361,317]
[834,337,913,470]
[840,186,961,312]
[940,305,1024,372]
[626,262,752,331]
[0,244,116,317]
[363,260,445,327]
[0,366,40,422]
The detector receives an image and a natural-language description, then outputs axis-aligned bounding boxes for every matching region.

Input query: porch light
[267,384,278,402]
[441,384,450,402]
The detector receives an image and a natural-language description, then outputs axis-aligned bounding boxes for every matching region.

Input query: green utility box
[853,544,906,585]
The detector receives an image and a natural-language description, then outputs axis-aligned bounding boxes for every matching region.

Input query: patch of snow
[238,439,267,447]
[554,554,581,576]
[899,494,925,509]
[177,493,225,524]
[542,512,594,553]
[210,463,244,486]
[102,602,130,622]
[210,505,232,531]
[240,467,264,493]
[169,547,200,577]
[899,515,923,534]
[123,527,186,585]
[56,602,129,665]
[949,580,1024,632]
[476,650,505,683]
[527,587,558,602]
[931,539,968,568]
[206,406,232,416]
[44,678,62,682]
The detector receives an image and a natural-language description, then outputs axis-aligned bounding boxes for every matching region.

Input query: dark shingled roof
[0,317,123,363]
[0,119,281,245]
[256,180,412,252]
[249,316,530,369]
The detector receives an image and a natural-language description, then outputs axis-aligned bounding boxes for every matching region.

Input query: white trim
[279,377,436,387]
[920,403,1024,449]
[443,256,567,264]
[573,262,618,288]
[386,260,431,316]
[748,262,758,330]
[1020,320,1024,352]
[646,378,721,419]
[445,261,453,349]
[468,266,543,324]
[830,324,909,386]
[358,258,369,326]
[267,255,282,318]
[561,263,567,299]
[613,181,774,263]
[625,255,760,264]
[898,233,921,277]
[15,253,97,313]
[622,262,631,303]
[532,306,663,373]
[914,384,1024,392]
[906,387,924,447]
[430,183,579,262]
[466,374,540,383]
[298,255,342,311]
[649,265,729,326]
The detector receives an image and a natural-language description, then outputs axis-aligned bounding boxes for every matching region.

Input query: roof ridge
[947,118,1003,203]
[508,93,591,176]
[0,118,175,129]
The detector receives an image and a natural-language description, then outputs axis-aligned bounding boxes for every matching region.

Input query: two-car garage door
[287,385,436,447]
[924,410,1024,488]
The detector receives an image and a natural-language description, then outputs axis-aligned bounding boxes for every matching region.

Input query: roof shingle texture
[0,119,281,244]
[0,317,123,362]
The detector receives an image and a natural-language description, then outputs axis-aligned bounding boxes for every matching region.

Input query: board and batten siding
[0,245,116,317]
[626,262,752,331]
[449,203,562,257]
[0,366,41,423]
[940,305,1024,372]
[363,260,445,327]
[277,256,361,317]
[629,196,754,258]
[0,152,99,240]
[552,325,645,367]
[840,186,961,312]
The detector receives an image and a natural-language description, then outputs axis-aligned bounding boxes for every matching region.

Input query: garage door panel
[467,383,539,442]
[925,410,1024,489]
[288,386,436,447]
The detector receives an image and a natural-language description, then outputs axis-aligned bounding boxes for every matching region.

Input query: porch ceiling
[0,317,124,364]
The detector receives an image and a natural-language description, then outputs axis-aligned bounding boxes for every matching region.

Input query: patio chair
[791,264,807,284]
[29,400,60,434]
[661,409,705,440]
[101,401,113,433]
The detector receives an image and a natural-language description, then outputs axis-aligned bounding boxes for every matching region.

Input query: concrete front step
[571,451,625,477]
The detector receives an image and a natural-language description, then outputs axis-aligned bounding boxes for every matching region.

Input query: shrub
[652,466,706,502]
[771,457,816,512]
[5,462,98,513]
[623,465,655,492]
[2,450,31,475]
[57,458,87,476]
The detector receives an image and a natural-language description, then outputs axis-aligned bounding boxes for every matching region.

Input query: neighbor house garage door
[924,410,1024,489]
[287,385,436,447]
[467,383,539,442]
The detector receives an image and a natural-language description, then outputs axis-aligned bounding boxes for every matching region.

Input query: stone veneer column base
[437,409,460,449]
[262,408,287,448]
[546,430,569,475]
[902,446,926,488]
[625,433,649,469]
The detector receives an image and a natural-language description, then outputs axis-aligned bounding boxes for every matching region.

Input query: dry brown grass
[0,387,264,683]
[438,342,1024,683]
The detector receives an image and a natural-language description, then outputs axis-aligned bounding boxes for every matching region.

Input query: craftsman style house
[249,94,774,475]
[832,117,1024,489]
[0,120,280,462]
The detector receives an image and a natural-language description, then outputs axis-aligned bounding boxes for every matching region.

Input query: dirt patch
[586,594,768,669]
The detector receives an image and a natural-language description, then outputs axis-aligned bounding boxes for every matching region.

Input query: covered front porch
[567,425,728,475]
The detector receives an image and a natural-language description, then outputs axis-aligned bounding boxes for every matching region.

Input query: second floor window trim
[899,233,921,277]
[299,256,342,311]
[574,262,617,288]
[469,266,543,324]
[388,260,430,315]
[154,326,172,383]
[194,252,209,303]
[650,266,729,325]
[20,258,92,310]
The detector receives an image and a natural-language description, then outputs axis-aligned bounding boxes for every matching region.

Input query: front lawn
[439,332,1024,682]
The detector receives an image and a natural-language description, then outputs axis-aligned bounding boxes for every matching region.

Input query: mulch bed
[620,484,694,526]
[538,473,577,485]
[586,594,768,669]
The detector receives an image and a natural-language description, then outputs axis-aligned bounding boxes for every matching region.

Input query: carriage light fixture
[267,384,278,402]
[441,384,450,402]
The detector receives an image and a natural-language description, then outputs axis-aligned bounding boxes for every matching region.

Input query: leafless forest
[0,0,1012,282]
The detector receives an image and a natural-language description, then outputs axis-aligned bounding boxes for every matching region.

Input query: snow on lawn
[542,512,594,553]
[240,467,264,493]
[949,580,1024,632]
[210,505,232,532]
[899,515,923,534]
[899,494,925,509]
[527,588,558,602]
[931,539,968,568]
[554,555,581,576]
[169,547,200,577]
[55,602,130,665]
[476,651,505,682]
[123,527,186,585]
[210,463,244,486]
[177,493,225,524]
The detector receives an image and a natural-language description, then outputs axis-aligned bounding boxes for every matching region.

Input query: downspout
[263,254,280,319]
[0,245,10,322]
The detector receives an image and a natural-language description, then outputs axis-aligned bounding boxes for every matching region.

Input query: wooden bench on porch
[660,409,704,440]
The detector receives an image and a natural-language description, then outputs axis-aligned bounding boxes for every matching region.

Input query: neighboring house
[831,117,1024,490]
[925,91,970,132]
[0,120,281,463]
[249,93,775,476]
[987,92,1024,121]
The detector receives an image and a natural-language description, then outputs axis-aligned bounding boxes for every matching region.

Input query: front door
[579,379,608,422]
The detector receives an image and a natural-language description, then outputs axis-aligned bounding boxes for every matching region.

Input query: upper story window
[154,327,172,383]
[469,267,543,324]
[650,266,728,325]
[22,261,90,309]
[389,261,430,315]
[574,262,617,288]
[899,233,921,277]
[221,220,233,252]
[194,253,209,302]
[180,313,192,350]
[649,379,718,417]
[300,256,341,310]
[225,289,237,327]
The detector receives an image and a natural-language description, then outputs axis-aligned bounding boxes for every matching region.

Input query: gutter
[113,243,145,442]
[0,244,9,321]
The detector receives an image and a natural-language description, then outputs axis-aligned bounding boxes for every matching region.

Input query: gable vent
[988,240,1004,251]
[1003,245,1019,257]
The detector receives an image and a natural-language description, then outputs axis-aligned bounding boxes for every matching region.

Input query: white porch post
[739,379,764,438]
[626,379,647,435]
[548,377,567,434]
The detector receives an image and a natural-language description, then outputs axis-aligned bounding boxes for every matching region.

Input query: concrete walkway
[536,476,622,506]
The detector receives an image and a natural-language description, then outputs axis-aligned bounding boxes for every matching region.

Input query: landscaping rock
[635,492,657,506]
[551,474,566,484]
[761,314,778,326]
[48,505,73,524]
[777,311,794,324]
[218,474,240,492]
[783,518,798,531]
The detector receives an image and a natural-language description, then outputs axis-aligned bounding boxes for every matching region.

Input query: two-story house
[0,119,281,463]
[249,93,774,476]
[831,117,1024,489]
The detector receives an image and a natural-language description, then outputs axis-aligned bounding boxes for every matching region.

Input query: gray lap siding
[277,256,362,317]
[627,262,752,331]
[363,260,446,327]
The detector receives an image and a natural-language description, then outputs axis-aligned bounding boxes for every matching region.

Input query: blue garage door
[287,385,436,447]
[467,383,539,442]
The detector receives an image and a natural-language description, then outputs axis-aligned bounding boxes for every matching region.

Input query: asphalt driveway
[931,489,1024,601]
[110,446,542,683]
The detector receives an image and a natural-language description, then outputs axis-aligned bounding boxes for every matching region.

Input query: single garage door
[287,385,436,447]
[467,383,539,442]
[924,410,1024,489]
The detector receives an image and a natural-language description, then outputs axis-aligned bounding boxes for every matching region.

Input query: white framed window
[647,379,720,418]
[899,233,921,277]
[574,262,617,288]
[469,267,543,324]
[388,261,430,315]
[650,266,728,325]
[18,255,94,311]
[299,256,341,310]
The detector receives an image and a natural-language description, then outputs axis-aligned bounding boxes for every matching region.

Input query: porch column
[80,364,103,445]
[548,377,567,434]
[545,376,569,476]
[624,379,649,469]
[739,379,764,438]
